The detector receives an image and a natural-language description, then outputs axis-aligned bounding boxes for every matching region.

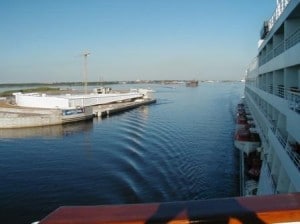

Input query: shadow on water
[145,198,266,224]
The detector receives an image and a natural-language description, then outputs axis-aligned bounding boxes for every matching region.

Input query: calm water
[0,82,244,224]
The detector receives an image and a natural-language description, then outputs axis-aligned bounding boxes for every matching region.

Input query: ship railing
[275,129,287,148]
[264,156,277,194]
[268,0,291,32]
[268,84,273,94]
[246,57,258,73]
[240,151,245,195]
[259,56,267,66]
[273,41,284,57]
[259,27,300,65]
[244,90,270,145]
[285,27,300,50]
[270,121,276,134]
[286,143,300,170]
[266,114,276,134]
[258,53,272,66]
[276,84,285,98]
[258,84,300,113]
[286,90,300,113]
[37,193,300,224]
[265,51,274,63]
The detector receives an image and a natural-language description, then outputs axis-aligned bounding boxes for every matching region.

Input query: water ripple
[0,83,244,224]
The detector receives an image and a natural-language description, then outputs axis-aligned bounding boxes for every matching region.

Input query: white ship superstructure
[243,0,300,195]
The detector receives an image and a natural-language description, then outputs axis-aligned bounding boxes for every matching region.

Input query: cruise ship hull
[241,0,300,196]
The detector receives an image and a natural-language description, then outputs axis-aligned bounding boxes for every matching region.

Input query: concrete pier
[93,98,156,117]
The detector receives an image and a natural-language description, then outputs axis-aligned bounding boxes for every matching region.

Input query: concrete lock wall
[1,114,62,128]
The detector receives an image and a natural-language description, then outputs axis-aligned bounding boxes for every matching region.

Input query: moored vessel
[185,80,199,87]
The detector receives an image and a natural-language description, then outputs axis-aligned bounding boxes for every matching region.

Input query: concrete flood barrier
[0,107,60,128]
[0,106,94,129]
[0,98,155,129]
[0,88,156,128]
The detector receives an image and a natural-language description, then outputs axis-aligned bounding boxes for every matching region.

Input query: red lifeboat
[235,129,260,142]
[235,129,251,141]
[236,115,248,125]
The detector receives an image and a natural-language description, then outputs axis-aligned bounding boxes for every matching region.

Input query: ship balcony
[273,41,284,57]
[276,126,300,171]
[244,87,300,172]
[276,84,285,99]
[270,123,299,170]
[259,27,300,66]
[246,84,300,115]
[37,193,300,224]
[286,26,300,50]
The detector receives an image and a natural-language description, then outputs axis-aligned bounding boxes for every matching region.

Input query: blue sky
[0,0,276,83]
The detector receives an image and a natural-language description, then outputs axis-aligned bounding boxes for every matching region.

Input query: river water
[0,82,244,224]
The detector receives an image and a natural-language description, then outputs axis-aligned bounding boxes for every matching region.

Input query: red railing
[39,193,300,224]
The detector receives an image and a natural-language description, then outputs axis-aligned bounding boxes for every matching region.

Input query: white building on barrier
[13,89,154,109]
